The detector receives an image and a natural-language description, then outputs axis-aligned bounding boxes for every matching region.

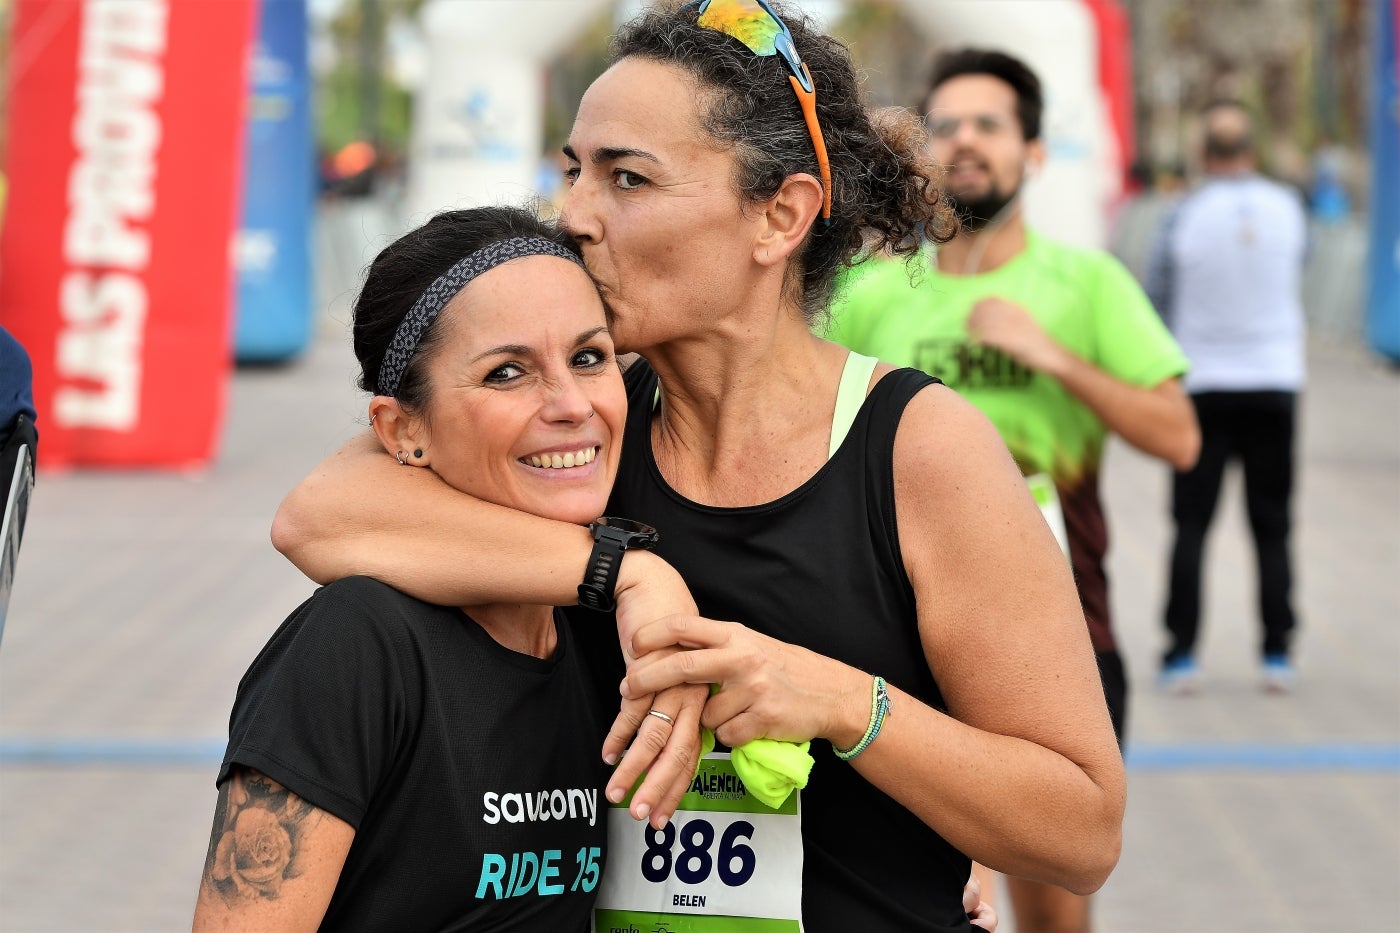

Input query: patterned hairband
[376,235,587,397]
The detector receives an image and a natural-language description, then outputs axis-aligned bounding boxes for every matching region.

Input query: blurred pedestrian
[1147,100,1308,695]
[829,48,1200,933]
[0,325,35,452]
[1110,160,1184,287]
[0,324,38,631]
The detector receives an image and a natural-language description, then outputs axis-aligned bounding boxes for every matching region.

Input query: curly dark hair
[352,205,583,413]
[612,0,956,326]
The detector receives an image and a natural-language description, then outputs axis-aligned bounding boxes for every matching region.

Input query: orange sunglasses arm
[790,70,832,220]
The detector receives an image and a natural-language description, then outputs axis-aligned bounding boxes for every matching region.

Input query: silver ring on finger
[646,709,675,725]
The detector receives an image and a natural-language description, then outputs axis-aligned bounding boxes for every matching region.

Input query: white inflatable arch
[406,0,1125,247]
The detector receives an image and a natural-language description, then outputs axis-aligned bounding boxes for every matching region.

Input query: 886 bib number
[641,818,756,887]
[591,753,804,930]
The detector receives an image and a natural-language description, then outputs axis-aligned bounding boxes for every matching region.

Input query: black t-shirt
[221,576,610,932]
[567,360,972,932]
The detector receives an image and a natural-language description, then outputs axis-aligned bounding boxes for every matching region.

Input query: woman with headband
[192,207,667,930]
[273,2,1124,930]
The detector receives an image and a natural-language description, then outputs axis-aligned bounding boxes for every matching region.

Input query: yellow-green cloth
[698,726,813,810]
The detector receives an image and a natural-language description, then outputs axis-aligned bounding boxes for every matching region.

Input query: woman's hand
[602,552,706,828]
[964,866,998,931]
[602,678,709,828]
[621,615,870,749]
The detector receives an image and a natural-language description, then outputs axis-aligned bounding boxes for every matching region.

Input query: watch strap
[578,533,627,612]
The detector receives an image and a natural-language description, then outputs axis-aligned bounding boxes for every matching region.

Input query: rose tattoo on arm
[200,768,325,906]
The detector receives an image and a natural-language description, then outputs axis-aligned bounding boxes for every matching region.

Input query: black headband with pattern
[375,235,587,397]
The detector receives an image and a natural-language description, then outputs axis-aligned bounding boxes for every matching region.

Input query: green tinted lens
[696,0,782,56]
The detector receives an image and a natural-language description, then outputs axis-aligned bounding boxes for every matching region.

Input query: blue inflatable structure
[235,0,314,363]
[1367,0,1400,363]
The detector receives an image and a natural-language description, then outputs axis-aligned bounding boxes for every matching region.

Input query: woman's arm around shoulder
[192,767,354,932]
[273,435,707,827]
[271,430,592,607]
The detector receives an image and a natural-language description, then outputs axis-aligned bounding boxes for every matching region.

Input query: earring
[588,410,595,419]
[413,448,423,458]
[395,451,407,465]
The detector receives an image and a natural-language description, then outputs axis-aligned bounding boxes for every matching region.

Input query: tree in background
[829,0,932,109]
[1122,0,1370,202]
[313,0,421,193]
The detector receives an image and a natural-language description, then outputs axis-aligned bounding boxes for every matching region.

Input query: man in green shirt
[829,49,1200,933]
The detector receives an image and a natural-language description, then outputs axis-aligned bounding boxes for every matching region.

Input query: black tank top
[589,360,973,932]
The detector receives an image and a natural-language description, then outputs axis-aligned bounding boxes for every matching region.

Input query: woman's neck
[641,310,850,507]
[466,602,558,659]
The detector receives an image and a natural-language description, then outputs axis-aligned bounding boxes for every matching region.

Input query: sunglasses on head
[691,0,833,220]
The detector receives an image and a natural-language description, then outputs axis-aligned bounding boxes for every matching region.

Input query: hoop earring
[395,451,407,465]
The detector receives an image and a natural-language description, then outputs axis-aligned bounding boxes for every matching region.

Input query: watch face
[595,517,657,536]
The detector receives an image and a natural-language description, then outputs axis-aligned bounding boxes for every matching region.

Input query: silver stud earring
[588,409,596,419]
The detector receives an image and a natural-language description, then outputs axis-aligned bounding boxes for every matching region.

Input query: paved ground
[0,201,1396,931]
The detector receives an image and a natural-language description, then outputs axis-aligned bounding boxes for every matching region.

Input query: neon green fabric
[698,725,813,810]
[828,232,1188,486]
[732,738,812,807]
[830,350,879,458]
[696,680,813,810]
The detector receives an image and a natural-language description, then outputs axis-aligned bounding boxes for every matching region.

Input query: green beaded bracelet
[833,676,890,761]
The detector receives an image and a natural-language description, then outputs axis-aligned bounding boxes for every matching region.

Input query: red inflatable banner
[0,0,257,468]
[1082,0,1135,186]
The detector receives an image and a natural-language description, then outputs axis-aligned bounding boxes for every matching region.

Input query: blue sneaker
[1262,654,1297,694]
[1160,656,1201,695]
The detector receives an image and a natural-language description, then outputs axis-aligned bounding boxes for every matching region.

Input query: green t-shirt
[827,231,1188,486]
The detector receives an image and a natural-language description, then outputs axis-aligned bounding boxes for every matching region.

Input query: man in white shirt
[1147,100,1308,695]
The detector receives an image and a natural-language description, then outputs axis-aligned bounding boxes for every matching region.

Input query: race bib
[592,753,804,932]
[1027,472,1070,559]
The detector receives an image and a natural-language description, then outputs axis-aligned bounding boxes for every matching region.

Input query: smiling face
[924,74,1043,230]
[406,255,626,526]
[559,57,761,355]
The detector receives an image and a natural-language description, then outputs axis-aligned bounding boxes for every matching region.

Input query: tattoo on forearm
[200,768,324,906]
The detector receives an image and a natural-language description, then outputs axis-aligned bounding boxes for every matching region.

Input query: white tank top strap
[830,350,879,459]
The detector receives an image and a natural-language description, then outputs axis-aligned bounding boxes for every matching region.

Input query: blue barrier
[1366,0,1400,363]
[234,0,315,363]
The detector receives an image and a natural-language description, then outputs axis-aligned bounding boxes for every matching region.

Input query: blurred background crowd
[312,0,1383,341]
[0,0,1391,396]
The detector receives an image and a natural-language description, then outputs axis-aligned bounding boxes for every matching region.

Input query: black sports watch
[577,517,661,612]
